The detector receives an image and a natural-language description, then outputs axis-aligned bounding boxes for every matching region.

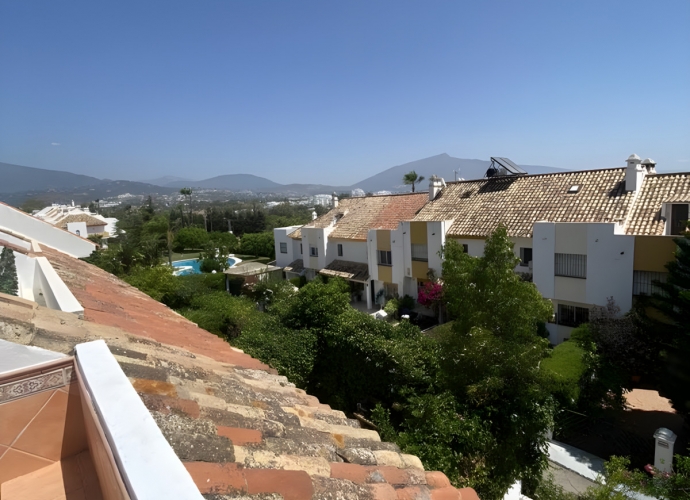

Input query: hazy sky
[1,1,688,185]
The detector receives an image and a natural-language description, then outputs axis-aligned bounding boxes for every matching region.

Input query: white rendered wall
[0,339,67,376]
[427,221,447,278]
[585,223,634,312]
[533,223,556,299]
[273,226,301,268]
[367,230,378,281]
[67,222,88,238]
[452,238,486,257]
[301,226,332,271]
[13,251,37,301]
[34,256,84,314]
[0,231,31,251]
[391,226,405,293]
[0,204,96,258]
[326,239,368,265]
[512,237,533,273]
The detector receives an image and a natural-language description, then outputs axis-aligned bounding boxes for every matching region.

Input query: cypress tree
[0,247,18,296]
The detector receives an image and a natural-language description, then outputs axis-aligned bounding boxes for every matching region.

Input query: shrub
[240,232,275,258]
[173,227,209,252]
[0,247,18,296]
[180,292,258,339]
[541,341,587,407]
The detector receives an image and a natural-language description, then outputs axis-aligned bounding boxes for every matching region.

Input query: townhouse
[274,193,428,310]
[274,154,690,344]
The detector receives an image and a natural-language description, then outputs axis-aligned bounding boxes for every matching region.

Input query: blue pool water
[172,258,236,276]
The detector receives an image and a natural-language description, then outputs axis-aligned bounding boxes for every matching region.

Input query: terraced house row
[275,154,690,344]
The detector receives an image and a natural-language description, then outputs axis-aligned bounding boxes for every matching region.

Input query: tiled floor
[0,450,103,500]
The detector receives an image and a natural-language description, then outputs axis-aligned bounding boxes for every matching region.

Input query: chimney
[332,192,339,208]
[625,154,645,192]
[653,427,677,473]
[641,158,657,174]
[429,175,444,201]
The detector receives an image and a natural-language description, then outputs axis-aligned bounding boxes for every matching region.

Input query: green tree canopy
[240,232,275,258]
[174,227,210,252]
[0,247,19,296]
[437,227,555,497]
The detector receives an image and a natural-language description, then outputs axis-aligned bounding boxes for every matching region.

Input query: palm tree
[402,171,425,193]
[180,188,193,226]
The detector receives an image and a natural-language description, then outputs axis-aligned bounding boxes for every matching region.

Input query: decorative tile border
[0,365,74,404]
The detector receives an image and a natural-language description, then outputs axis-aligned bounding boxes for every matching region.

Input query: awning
[283,259,305,274]
[318,260,369,283]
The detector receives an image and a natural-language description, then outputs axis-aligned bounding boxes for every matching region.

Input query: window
[75,230,81,236]
[279,242,287,254]
[633,271,668,296]
[337,244,343,257]
[555,253,587,278]
[411,244,428,261]
[462,244,468,254]
[309,246,318,257]
[557,304,589,327]
[378,250,392,266]
[520,247,533,267]
[300,244,303,255]
[670,204,689,235]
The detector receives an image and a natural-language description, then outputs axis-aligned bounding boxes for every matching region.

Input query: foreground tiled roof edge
[6,246,479,500]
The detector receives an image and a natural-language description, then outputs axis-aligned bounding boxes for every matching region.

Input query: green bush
[541,341,587,406]
[180,292,258,339]
[209,231,239,253]
[240,232,275,258]
[0,247,18,296]
[174,227,210,252]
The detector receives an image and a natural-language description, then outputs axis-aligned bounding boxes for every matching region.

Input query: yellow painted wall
[410,222,427,245]
[378,265,393,283]
[377,230,391,251]
[634,236,676,272]
[412,260,428,280]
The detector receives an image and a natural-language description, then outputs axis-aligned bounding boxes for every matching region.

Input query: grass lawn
[170,251,202,262]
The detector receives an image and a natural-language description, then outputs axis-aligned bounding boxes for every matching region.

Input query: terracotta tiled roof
[319,260,370,283]
[414,169,635,237]
[290,194,428,241]
[0,246,477,499]
[625,173,690,235]
[56,214,108,228]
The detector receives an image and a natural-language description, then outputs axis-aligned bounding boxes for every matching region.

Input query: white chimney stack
[641,158,657,174]
[429,175,444,201]
[332,192,339,208]
[625,154,645,192]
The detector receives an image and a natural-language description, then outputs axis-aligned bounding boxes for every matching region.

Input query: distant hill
[0,162,176,206]
[166,174,284,191]
[351,154,564,192]
[0,162,103,193]
[0,154,567,204]
[140,175,193,187]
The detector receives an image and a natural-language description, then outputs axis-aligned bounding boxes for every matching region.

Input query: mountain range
[0,154,565,205]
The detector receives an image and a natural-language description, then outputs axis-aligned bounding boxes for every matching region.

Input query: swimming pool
[172,257,237,276]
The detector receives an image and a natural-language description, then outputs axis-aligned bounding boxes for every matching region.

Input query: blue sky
[1,0,688,185]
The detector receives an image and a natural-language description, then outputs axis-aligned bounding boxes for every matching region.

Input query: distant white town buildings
[33,203,118,239]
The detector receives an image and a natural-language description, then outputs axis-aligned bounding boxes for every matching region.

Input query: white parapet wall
[75,340,205,500]
[34,256,84,314]
[0,203,96,258]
